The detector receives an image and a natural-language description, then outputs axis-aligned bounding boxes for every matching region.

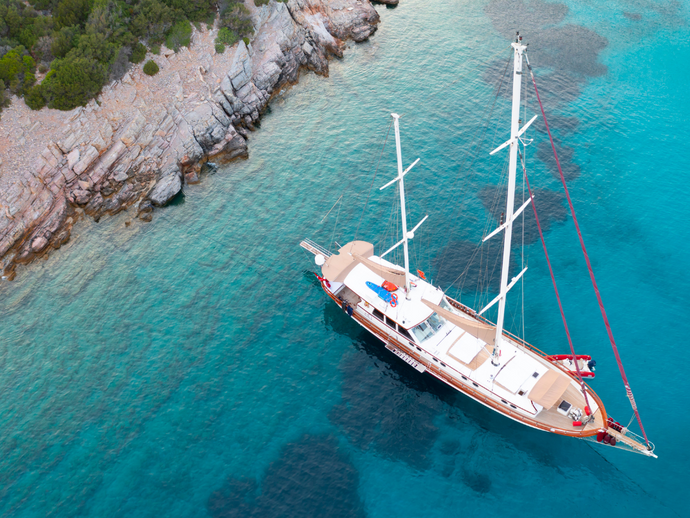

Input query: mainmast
[393,114,412,297]
[380,114,427,299]
[488,34,531,366]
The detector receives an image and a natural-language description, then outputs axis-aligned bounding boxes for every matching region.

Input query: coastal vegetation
[0,0,259,113]
[142,58,158,75]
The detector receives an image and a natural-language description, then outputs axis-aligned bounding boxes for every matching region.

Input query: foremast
[380,114,427,300]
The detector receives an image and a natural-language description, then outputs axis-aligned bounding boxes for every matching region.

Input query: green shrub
[218,1,253,39]
[165,20,192,52]
[0,79,10,112]
[0,47,36,95]
[25,84,47,110]
[215,42,225,54]
[215,27,238,47]
[143,59,159,75]
[130,0,175,43]
[55,0,92,29]
[43,56,107,110]
[150,44,160,55]
[254,0,269,5]
[163,0,215,22]
[130,41,147,63]
[242,36,249,45]
[69,32,117,64]
[51,26,80,59]
[38,63,49,73]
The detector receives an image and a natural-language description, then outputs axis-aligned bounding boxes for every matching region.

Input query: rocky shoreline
[0,0,389,281]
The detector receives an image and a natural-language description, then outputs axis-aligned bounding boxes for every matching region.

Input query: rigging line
[448,149,509,307]
[519,149,592,413]
[319,195,343,224]
[355,119,393,240]
[330,197,343,252]
[435,51,513,284]
[525,54,650,447]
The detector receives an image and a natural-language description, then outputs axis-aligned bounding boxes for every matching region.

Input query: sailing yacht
[301,34,655,457]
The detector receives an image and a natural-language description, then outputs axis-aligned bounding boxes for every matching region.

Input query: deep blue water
[1,0,688,516]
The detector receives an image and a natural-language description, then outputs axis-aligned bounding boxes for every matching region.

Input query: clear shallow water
[1,0,688,515]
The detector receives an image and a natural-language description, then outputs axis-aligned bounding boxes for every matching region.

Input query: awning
[528,369,571,409]
[322,241,374,282]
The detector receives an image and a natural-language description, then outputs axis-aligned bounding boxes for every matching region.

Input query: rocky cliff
[0,0,384,281]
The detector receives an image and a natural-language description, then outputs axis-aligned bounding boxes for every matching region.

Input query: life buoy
[390,293,398,307]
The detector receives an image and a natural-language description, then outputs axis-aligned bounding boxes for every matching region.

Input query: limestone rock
[73,146,99,175]
[71,189,92,205]
[148,165,182,207]
[31,236,48,253]
[67,148,80,169]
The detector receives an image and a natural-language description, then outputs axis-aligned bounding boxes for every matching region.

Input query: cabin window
[427,312,447,331]
[411,321,435,342]
[399,327,412,340]
[385,315,396,328]
[440,297,459,315]
[372,309,384,321]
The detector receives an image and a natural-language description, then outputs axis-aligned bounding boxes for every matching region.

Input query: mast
[491,34,527,366]
[379,114,427,299]
[392,114,412,298]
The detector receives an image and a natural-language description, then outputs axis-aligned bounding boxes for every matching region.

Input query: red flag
[416,269,427,280]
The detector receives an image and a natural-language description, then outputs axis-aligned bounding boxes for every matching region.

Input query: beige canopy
[322,241,374,282]
[422,299,496,345]
[528,369,571,409]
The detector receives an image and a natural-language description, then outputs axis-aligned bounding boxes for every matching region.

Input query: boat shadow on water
[323,300,642,491]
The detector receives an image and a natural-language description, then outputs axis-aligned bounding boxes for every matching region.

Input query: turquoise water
[1,0,688,515]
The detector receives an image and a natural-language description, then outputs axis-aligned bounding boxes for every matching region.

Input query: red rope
[519,154,592,413]
[524,55,650,448]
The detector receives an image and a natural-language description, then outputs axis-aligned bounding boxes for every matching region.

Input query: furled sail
[354,255,407,286]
